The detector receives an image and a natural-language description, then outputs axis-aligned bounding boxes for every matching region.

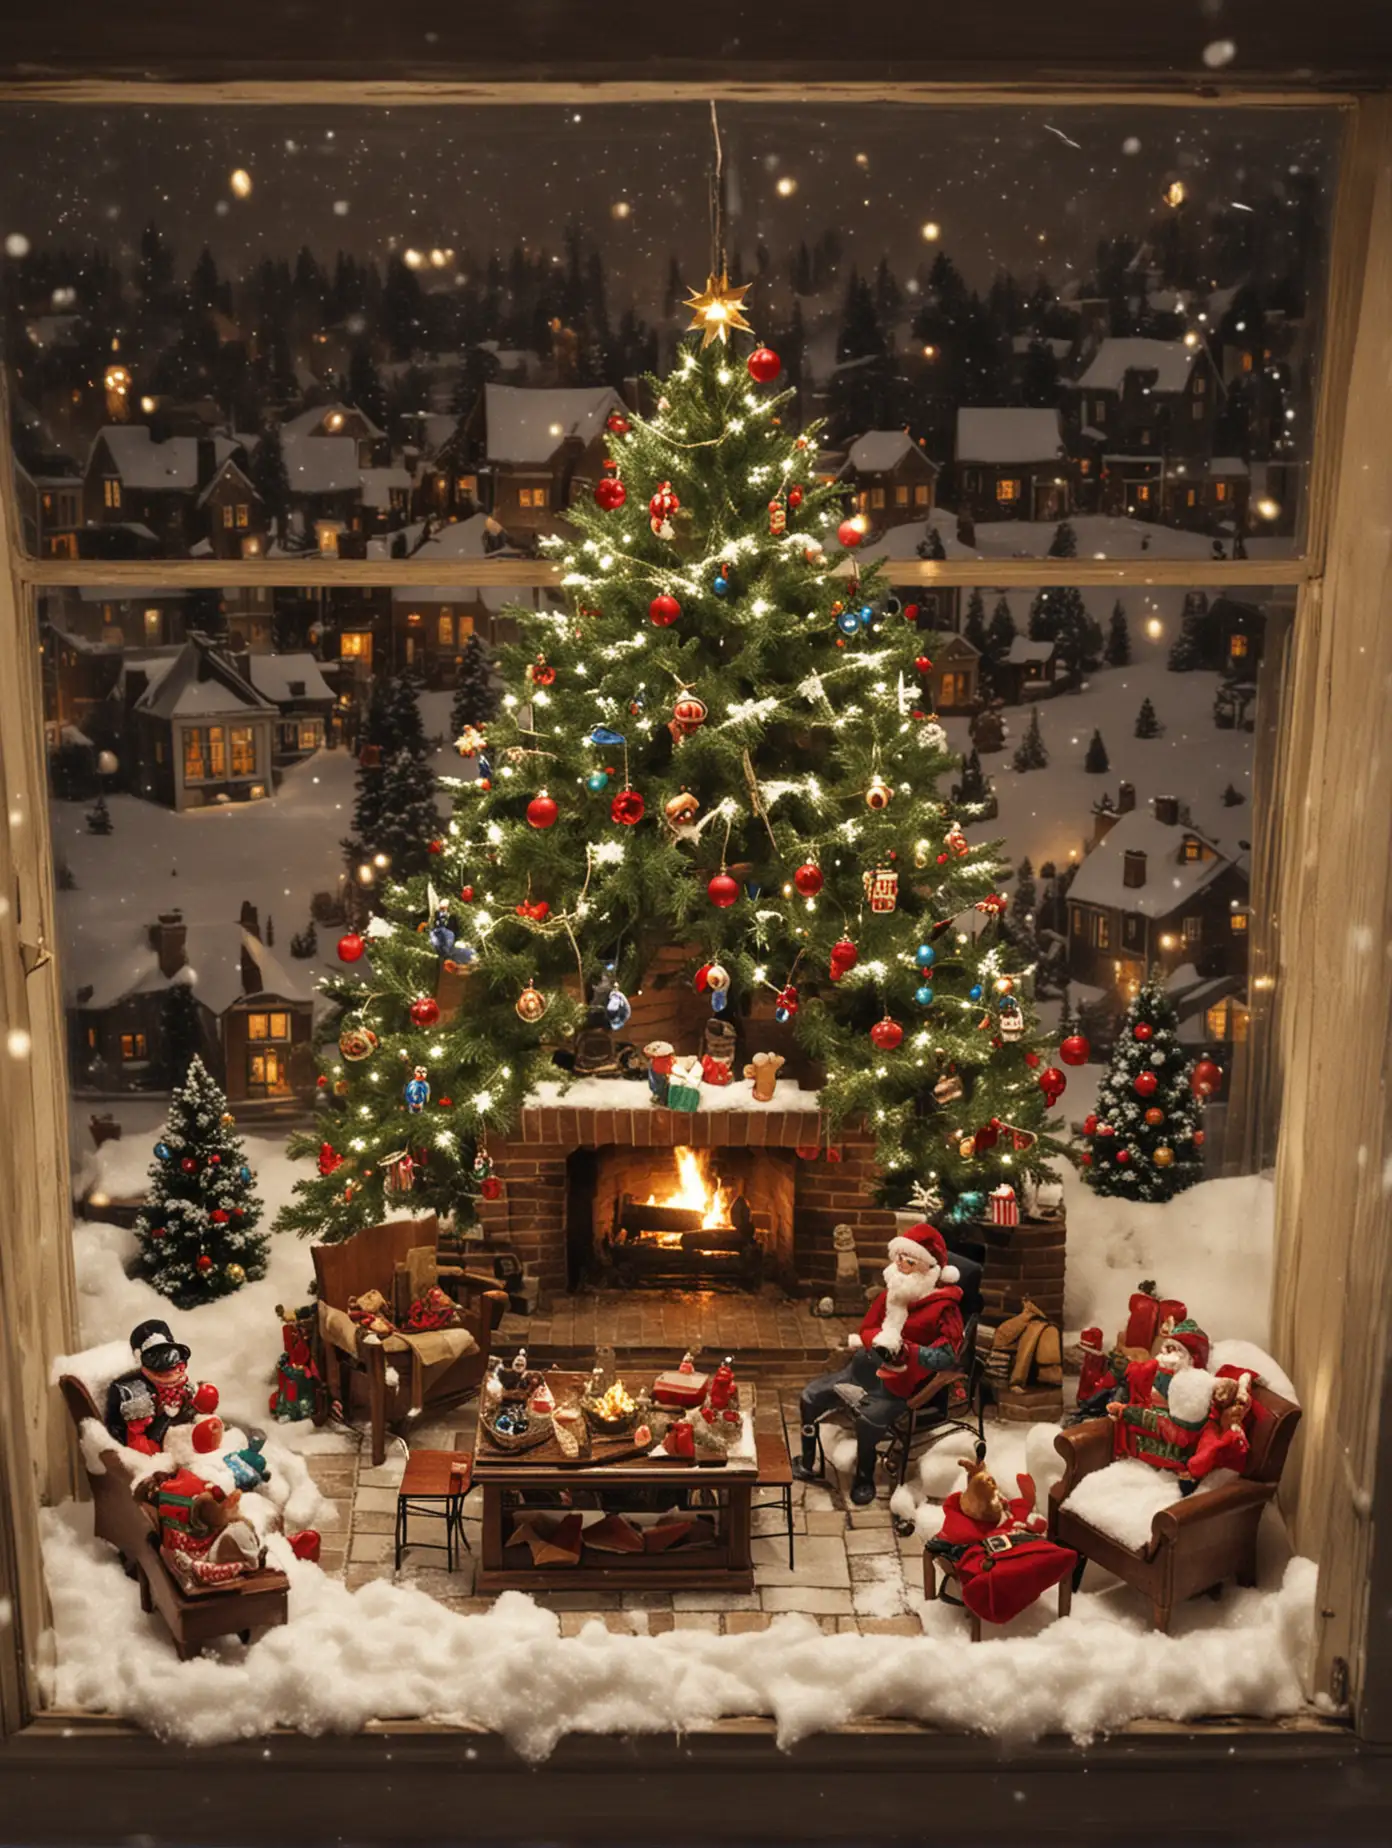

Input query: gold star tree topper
[684,271,754,348]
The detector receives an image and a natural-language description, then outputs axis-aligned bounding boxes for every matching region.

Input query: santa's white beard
[876,1262,939,1353]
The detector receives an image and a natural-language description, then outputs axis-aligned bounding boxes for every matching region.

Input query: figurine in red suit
[792,1223,965,1506]
[930,1452,1077,1626]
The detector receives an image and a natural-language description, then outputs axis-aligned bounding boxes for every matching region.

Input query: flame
[646,1147,733,1230]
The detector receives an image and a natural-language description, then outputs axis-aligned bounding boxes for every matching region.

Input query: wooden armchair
[312,1215,508,1466]
[1047,1381,1302,1632]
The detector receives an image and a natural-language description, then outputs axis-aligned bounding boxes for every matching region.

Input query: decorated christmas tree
[276,291,1066,1239]
[134,1057,268,1305]
[1080,974,1215,1201]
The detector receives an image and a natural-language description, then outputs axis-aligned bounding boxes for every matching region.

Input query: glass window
[438,613,455,647]
[1231,910,1249,933]
[230,726,255,776]
[913,484,930,505]
[248,1011,290,1041]
[221,504,234,529]
[183,729,205,782]
[102,478,120,509]
[1184,915,1203,943]
[869,487,886,509]
[996,479,1019,503]
[299,720,323,750]
[340,632,371,660]
[119,1032,147,1060]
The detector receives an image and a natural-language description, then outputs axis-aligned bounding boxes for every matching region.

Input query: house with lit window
[82,428,243,553]
[14,463,83,559]
[1064,789,1250,1003]
[120,635,277,811]
[1062,338,1220,523]
[463,384,626,544]
[242,652,336,764]
[67,903,316,1110]
[193,457,267,559]
[279,401,388,466]
[838,430,938,533]
[953,408,1072,522]
[388,512,527,675]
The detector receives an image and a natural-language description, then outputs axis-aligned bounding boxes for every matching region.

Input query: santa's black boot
[849,1433,879,1505]
[790,1423,822,1484]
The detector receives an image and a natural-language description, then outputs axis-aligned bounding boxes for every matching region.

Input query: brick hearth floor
[303,1380,934,1637]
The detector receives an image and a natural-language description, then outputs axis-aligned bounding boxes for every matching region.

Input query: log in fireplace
[584,1145,794,1292]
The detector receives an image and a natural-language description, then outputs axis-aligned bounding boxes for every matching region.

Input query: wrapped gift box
[990,1184,1020,1227]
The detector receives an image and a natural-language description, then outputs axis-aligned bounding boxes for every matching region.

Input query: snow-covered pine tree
[962,589,988,656]
[86,794,113,834]
[1221,782,1246,807]
[1081,974,1205,1201]
[134,1056,268,1306]
[987,595,1017,661]
[1135,697,1162,739]
[1084,729,1110,773]
[1012,707,1048,771]
[350,674,430,859]
[916,523,946,562]
[1105,599,1131,666]
[290,917,319,957]
[1167,593,1212,671]
[1047,519,1077,559]
[364,747,443,882]
[451,633,497,735]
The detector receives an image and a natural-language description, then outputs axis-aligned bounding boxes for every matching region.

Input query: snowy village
[0,77,1381,1799]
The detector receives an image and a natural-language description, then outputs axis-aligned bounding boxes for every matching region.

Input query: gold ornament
[862,867,899,913]
[683,270,754,348]
[225,1263,246,1285]
[220,1112,235,1126]
[865,774,893,811]
[1153,1145,1175,1168]
[516,983,548,1024]
[958,1136,977,1159]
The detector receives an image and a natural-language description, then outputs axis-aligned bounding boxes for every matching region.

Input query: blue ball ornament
[859,605,874,629]
[712,989,728,1014]
[836,609,859,637]
[969,984,983,1002]
[713,575,730,597]
[239,1165,251,1183]
[155,1142,172,1161]
[915,944,937,969]
[605,988,632,1030]
[586,770,610,793]
[916,984,935,1007]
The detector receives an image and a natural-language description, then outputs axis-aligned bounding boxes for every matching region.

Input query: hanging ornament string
[709,100,726,280]
[741,748,780,854]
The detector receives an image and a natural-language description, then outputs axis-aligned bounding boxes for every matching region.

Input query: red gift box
[989,1185,1019,1227]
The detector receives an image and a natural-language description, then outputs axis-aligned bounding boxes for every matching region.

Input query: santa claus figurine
[792,1223,964,1506]
[1106,1317,1215,1481]
[103,1319,221,1456]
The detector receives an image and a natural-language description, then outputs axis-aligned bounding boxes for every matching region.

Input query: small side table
[756,1430,796,1570]
[395,1448,473,1572]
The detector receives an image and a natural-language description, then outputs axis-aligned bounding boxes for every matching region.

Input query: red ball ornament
[1116,1149,1131,1164]
[150,1226,167,1240]
[903,603,920,624]
[428,838,444,856]
[1083,1113,1098,1136]
[611,788,645,826]
[317,1143,343,1177]
[1144,1107,1165,1127]
[869,1016,904,1051]
[1193,1128,1207,1148]
[1134,1022,1154,1042]
[410,996,441,1028]
[526,792,559,830]
[605,410,630,435]
[210,1208,229,1225]
[793,862,823,897]
[479,1175,503,1201]
[208,1154,221,1165]
[649,593,681,627]
[837,518,864,550]
[1039,1067,1066,1101]
[1134,1071,1159,1098]
[746,345,781,383]
[707,872,740,909]
[460,886,474,902]
[914,655,933,676]
[337,931,365,963]
[195,1254,214,1273]
[1191,1058,1223,1099]
[1059,1033,1090,1067]
[180,1157,198,1175]
[830,937,858,976]
[1098,1122,1115,1138]
[1080,1152,1093,1167]
[316,1074,328,1089]
[1024,1051,1041,1070]
[788,486,804,511]
[594,461,626,510]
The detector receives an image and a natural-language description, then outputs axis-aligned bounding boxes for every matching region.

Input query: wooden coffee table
[471,1370,758,1593]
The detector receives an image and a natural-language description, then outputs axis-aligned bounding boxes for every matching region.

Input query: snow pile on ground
[40,1501,1316,1755]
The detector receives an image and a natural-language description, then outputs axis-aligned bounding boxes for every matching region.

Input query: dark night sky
[0,101,1337,314]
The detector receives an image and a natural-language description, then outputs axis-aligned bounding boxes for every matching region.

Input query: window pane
[0,102,1335,562]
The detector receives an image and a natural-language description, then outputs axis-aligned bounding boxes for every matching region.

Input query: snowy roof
[1004,636,1055,665]
[1146,290,1189,314]
[1067,810,1240,917]
[244,652,334,705]
[89,428,239,492]
[483,385,624,465]
[358,466,414,509]
[401,512,514,565]
[955,408,1065,465]
[282,434,361,496]
[195,457,259,510]
[841,430,935,476]
[133,640,277,721]
[280,401,384,441]
[1074,339,1196,395]
[1209,456,1250,477]
[1011,335,1072,359]
[859,511,976,565]
[72,920,314,1016]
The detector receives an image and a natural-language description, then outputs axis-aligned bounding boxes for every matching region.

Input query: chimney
[240,936,261,997]
[1092,795,1119,846]
[196,435,218,491]
[1117,780,1136,814]
[1123,850,1148,889]
[1153,794,1180,826]
[239,900,261,939]
[151,908,186,979]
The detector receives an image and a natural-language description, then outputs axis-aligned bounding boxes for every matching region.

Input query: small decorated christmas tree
[134,1056,268,1306]
[1135,697,1162,739]
[1012,707,1048,772]
[1080,974,1207,1202]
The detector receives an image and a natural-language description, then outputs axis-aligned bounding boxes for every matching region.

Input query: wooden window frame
[0,67,1388,1823]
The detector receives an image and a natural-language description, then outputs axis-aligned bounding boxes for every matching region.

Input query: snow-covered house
[1065,791,1250,999]
[279,401,387,467]
[464,384,626,544]
[994,635,1058,705]
[279,432,365,554]
[390,513,529,674]
[922,632,981,714]
[192,456,267,560]
[122,637,277,811]
[242,652,336,763]
[1063,339,1219,521]
[67,902,316,1109]
[83,428,244,554]
[837,430,938,532]
[953,409,1072,522]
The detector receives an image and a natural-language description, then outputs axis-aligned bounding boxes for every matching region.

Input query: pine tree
[250,424,291,537]
[1012,707,1048,772]
[953,747,989,806]
[1135,697,1162,739]
[290,917,319,958]
[450,634,497,734]
[917,524,946,562]
[161,979,205,1086]
[362,747,441,881]
[1047,519,1077,559]
[1082,973,1205,1202]
[1168,592,1213,671]
[86,794,113,834]
[1008,856,1038,954]
[351,674,429,856]
[134,1057,268,1306]
[277,332,1066,1239]
[1221,782,1246,807]
[1105,599,1132,667]
[962,589,988,657]
[986,595,1017,660]
[1084,729,1110,774]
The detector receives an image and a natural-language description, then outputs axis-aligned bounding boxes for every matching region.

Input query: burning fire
[646,1147,733,1231]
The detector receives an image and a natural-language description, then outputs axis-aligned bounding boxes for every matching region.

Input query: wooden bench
[58,1375,290,1660]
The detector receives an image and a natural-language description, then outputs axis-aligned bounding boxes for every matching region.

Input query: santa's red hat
[1165,1317,1211,1370]
[886,1223,959,1284]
